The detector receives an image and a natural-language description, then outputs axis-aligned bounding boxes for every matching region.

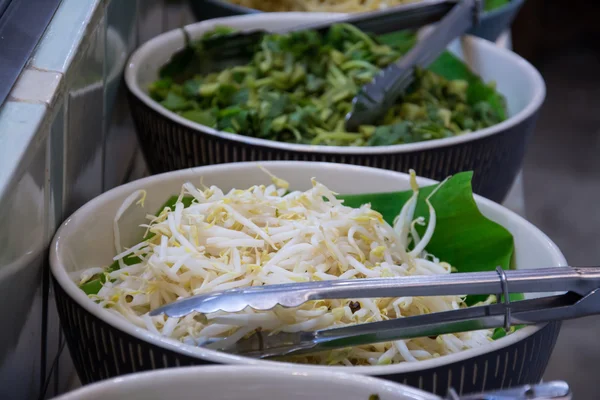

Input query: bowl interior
[129,13,540,123]
[51,161,566,374]
[56,366,439,400]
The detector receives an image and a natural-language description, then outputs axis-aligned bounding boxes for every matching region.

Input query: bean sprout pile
[77,170,493,366]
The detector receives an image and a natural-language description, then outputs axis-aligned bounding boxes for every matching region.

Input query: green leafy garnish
[491,324,525,340]
[80,254,142,295]
[485,0,511,12]
[151,24,507,146]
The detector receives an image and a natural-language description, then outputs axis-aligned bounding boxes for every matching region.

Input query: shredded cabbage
[76,170,492,366]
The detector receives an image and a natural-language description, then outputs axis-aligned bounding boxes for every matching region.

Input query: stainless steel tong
[150,266,600,359]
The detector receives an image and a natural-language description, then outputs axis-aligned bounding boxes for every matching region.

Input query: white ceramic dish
[50,162,565,393]
[53,366,439,400]
[125,13,544,156]
[124,13,545,203]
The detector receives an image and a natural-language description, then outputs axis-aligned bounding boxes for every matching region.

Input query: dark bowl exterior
[54,277,560,394]
[127,90,538,203]
[190,0,259,20]
[188,0,525,42]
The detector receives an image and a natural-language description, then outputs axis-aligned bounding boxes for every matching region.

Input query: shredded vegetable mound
[150,24,507,146]
[76,171,493,366]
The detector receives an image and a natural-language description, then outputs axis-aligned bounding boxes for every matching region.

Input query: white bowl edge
[53,365,440,400]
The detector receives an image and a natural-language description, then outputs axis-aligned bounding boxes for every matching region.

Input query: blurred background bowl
[50,161,566,395]
[54,365,439,400]
[188,0,525,42]
[125,13,545,204]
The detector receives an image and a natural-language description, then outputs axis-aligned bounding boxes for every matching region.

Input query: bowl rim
[53,365,439,400]
[196,0,524,19]
[124,12,545,155]
[50,161,567,376]
[200,0,261,15]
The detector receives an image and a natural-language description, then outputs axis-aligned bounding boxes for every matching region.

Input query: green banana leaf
[427,52,507,120]
[340,171,522,305]
[340,171,513,273]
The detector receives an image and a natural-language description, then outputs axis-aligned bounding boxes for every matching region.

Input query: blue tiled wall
[0,0,197,398]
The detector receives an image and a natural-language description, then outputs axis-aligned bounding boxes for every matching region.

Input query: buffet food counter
[0,1,529,398]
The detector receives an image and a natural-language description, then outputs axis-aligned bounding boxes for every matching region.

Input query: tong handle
[314,289,600,347]
[151,267,600,318]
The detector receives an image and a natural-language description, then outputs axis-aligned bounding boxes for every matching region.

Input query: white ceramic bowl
[125,13,545,202]
[50,161,565,395]
[53,366,439,400]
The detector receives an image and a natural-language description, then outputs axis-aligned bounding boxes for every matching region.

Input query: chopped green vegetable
[151,24,507,146]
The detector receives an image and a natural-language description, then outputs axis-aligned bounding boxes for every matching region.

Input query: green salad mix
[149,24,507,146]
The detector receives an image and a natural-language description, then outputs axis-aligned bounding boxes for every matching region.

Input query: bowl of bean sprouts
[50,161,565,395]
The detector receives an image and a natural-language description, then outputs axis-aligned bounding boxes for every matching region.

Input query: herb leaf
[80,255,142,296]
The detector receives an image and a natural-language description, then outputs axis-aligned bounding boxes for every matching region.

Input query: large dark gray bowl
[125,13,544,204]
[189,0,525,42]
[50,162,566,395]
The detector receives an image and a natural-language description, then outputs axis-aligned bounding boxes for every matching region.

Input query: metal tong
[151,266,600,359]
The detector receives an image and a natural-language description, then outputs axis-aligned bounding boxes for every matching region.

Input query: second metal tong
[151,266,600,358]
